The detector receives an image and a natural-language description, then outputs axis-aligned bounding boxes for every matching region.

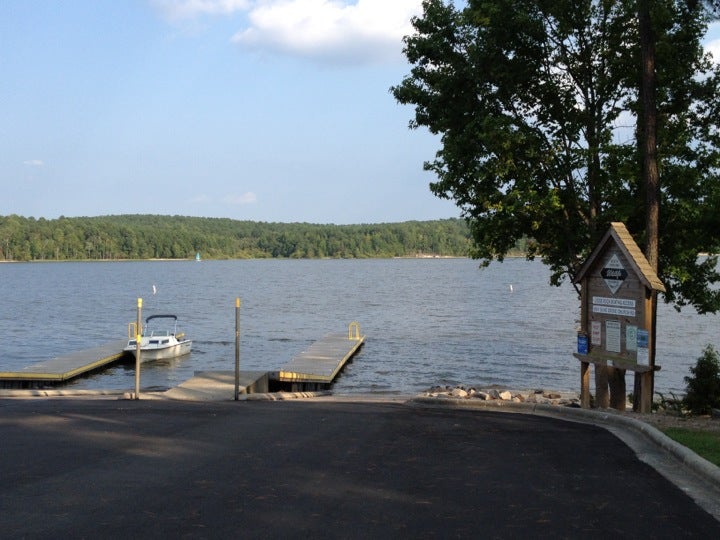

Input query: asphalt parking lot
[1,397,719,538]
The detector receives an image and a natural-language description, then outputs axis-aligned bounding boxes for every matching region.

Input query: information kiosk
[573,223,665,413]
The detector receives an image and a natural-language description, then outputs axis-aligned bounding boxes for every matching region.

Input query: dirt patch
[626,410,720,434]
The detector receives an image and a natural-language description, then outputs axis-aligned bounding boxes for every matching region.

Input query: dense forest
[0,214,496,261]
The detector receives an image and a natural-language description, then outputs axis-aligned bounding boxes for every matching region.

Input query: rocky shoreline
[421,385,581,407]
[421,384,720,433]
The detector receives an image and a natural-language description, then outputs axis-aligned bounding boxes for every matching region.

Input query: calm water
[0,259,717,395]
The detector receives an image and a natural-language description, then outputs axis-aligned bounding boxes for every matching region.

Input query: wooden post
[234,298,241,401]
[608,367,627,410]
[648,291,659,404]
[640,371,653,413]
[595,365,610,408]
[580,361,591,408]
[134,298,142,400]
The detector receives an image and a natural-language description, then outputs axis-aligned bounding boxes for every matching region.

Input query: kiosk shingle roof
[574,222,666,292]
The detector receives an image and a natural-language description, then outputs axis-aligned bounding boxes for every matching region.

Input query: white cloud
[23,159,44,167]
[224,192,258,205]
[232,0,423,64]
[151,0,424,64]
[152,0,251,20]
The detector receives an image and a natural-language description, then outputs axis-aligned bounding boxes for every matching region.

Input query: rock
[451,388,468,398]
[423,384,578,406]
[712,408,720,420]
[566,401,581,408]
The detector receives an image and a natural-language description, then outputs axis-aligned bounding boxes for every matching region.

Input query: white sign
[601,254,628,294]
[626,326,637,351]
[593,297,636,308]
[605,320,622,353]
[592,305,636,317]
[591,321,602,345]
[592,295,636,317]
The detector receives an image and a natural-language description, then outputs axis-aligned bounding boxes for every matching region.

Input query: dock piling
[234,298,241,401]
[134,298,142,400]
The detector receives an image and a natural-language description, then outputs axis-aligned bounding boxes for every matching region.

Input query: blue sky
[1,1,719,224]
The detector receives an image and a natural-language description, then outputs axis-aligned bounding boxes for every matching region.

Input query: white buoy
[509,284,514,293]
[152,284,157,295]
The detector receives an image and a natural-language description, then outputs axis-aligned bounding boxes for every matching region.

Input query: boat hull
[124,340,192,363]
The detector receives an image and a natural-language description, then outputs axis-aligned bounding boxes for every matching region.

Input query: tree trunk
[638,0,660,411]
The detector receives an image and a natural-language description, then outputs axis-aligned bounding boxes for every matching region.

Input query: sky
[1,1,719,225]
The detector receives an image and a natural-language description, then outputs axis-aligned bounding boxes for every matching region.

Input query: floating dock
[1,324,365,393]
[0,340,129,389]
[272,323,365,392]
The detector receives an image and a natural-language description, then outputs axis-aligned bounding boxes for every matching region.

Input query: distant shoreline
[1,255,474,264]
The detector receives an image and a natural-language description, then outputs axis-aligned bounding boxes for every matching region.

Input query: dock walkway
[1,324,365,392]
[0,340,128,388]
[274,326,365,391]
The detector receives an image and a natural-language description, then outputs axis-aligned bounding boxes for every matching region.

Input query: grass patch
[662,427,720,466]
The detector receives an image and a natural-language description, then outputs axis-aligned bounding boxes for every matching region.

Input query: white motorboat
[124,314,192,362]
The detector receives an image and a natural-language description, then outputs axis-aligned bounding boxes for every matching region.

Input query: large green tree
[393,0,720,313]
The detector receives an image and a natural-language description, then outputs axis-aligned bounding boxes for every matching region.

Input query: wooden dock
[273,326,365,392]
[0,340,129,389]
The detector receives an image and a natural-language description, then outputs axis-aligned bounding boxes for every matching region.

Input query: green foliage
[392,0,720,311]
[683,344,720,415]
[0,214,472,261]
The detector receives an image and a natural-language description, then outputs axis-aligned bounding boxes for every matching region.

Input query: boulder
[451,388,469,398]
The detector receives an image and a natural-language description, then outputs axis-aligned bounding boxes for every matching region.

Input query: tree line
[0,214,480,261]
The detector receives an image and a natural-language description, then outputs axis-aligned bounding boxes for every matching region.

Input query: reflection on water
[0,259,717,394]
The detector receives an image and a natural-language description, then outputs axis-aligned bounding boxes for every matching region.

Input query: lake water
[0,259,717,395]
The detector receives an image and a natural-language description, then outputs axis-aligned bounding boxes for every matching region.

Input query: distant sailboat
[195,252,201,262]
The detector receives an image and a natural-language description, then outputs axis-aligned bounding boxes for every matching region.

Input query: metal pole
[135,298,142,400]
[234,298,241,400]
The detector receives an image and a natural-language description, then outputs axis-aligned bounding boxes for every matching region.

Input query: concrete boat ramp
[0,324,365,399]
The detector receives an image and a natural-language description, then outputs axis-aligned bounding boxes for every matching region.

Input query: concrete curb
[246,390,334,401]
[0,388,128,398]
[409,397,720,490]
[0,387,333,402]
[120,389,335,402]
